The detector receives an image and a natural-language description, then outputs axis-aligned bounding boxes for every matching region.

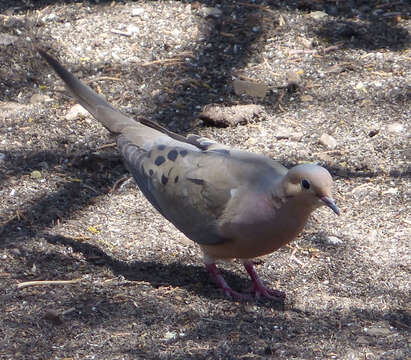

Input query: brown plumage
[39,50,339,300]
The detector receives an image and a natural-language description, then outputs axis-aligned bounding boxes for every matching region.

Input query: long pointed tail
[38,49,137,133]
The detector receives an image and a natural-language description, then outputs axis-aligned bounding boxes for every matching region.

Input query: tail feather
[39,49,207,150]
[38,49,137,133]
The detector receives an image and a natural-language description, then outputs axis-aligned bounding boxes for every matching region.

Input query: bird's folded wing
[117,134,239,245]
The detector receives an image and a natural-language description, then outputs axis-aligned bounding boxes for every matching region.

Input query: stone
[127,24,139,34]
[319,133,337,149]
[308,11,328,20]
[200,7,223,19]
[131,7,145,17]
[42,13,57,22]
[31,170,42,179]
[65,104,89,121]
[273,126,291,139]
[199,104,265,127]
[324,235,343,245]
[387,122,404,134]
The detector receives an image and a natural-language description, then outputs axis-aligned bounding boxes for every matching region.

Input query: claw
[205,262,285,301]
[243,261,285,300]
[206,263,250,300]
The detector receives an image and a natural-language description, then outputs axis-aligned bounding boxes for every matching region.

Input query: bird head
[282,164,339,215]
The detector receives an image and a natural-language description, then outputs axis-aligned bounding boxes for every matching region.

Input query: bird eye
[301,179,310,189]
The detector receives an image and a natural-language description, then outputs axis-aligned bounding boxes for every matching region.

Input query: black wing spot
[149,169,154,176]
[179,150,188,157]
[174,176,179,183]
[157,144,166,151]
[187,178,204,185]
[154,155,166,166]
[161,174,168,185]
[167,149,178,161]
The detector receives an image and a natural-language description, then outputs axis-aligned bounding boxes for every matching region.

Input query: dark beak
[320,196,340,215]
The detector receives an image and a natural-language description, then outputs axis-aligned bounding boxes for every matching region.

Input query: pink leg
[243,261,285,300]
[205,263,251,300]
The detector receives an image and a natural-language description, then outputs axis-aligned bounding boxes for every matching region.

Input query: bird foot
[243,260,286,300]
[222,287,253,301]
[205,263,285,301]
[206,263,251,301]
[249,283,286,300]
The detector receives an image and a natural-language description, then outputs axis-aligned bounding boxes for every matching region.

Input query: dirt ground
[0,1,410,359]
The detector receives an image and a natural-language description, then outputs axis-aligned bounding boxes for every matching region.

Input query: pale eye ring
[301,179,310,190]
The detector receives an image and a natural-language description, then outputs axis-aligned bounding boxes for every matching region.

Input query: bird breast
[205,194,313,260]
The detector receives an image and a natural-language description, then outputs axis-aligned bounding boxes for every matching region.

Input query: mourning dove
[39,50,340,300]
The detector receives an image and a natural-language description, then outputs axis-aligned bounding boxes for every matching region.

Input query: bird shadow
[10,232,285,309]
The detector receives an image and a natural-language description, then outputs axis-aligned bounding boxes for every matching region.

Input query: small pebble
[319,133,337,149]
[30,170,42,179]
[164,331,177,340]
[42,13,57,22]
[127,24,139,34]
[324,236,343,245]
[273,127,291,139]
[368,129,379,137]
[387,122,403,134]
[65,104,89,121]
[200,7,223,19]
[131,7,145,17]
[308,11,328,20]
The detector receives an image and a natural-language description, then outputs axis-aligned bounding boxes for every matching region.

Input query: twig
[71,235,91,241]
[289,42,344,57]
[322,42,344,53]
[311,149,342,156]
[111,29,132,37]
[96,142,117,150]
[290,255,304,266]
[376,1,405,8]
[110,176,133,193]
[17,278,82,289]
[381,12,404,18]
[289,49,317,55]
[82,184,100,194]
[87,76,122,83]
[61,307,77,316]
[200,318,230,325]
[140,58,184,67]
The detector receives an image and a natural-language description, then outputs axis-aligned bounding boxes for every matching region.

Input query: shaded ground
[0,1,410,359]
